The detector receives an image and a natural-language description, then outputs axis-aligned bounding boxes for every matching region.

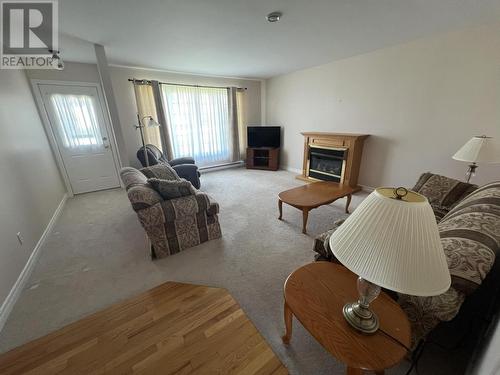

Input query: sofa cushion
[148,178,196,200]
[141,164,180,181]
[413,172,477,222]
[438,181,500,294]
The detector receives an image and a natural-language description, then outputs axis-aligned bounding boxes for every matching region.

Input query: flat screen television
[247,126,281,148]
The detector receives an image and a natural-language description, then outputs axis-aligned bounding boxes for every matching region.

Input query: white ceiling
[59,0,500,79]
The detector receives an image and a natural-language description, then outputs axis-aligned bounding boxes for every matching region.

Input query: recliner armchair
[120,167,221,259]
[137,144,201,189]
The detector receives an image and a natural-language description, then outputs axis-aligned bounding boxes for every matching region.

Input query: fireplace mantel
[298,132,369,192]
[301,132,369,138]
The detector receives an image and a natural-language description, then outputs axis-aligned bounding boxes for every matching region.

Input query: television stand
[246,147,280,171]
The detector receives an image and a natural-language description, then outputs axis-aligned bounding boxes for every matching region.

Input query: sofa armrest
[169,157,195,166]
[135,201,165,228]
[398,288,465,347]
[126,185,163,211]
[171,164,201,189]
[198,191,219,216]
[159,192,217,222]
[313,219,345,261]
[194,191,218,215]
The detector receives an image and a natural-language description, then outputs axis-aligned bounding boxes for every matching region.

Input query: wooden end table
[278,182,353,234]
[282,262,411,374]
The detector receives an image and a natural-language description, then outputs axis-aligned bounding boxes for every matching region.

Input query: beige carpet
[0,168,417,374]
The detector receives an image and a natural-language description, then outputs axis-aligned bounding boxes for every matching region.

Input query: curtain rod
[128,78,246,90]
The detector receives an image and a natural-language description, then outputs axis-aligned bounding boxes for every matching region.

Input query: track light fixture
[48,49,64,70]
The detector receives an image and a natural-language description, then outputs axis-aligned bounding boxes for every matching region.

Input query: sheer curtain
[162,84,232,166]
[50,93,103,150]
[236,88,247,160]
[133,83,162,149]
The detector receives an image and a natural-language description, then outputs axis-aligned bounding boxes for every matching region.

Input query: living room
[0,1,499,374]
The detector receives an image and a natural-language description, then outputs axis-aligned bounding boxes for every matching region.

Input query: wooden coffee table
[282,262,411,375]
[278,181,354,234]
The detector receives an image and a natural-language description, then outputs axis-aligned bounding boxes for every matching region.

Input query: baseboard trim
[200,161,244,173]
[359,184,375,192]
[282,166,302,175]
[0,193,67,333]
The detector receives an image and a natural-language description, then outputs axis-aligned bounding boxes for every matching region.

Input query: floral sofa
[120,165,221,259]
[313,173,500,346]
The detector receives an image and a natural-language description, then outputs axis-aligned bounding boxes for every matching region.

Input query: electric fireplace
[298,132,369,191]
[308,146,346,182]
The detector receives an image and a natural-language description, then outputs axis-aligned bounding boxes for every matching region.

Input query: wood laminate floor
[0,282,288,375]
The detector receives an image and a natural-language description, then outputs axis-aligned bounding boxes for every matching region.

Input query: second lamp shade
[329,188,451,296]
[452,135,500,164]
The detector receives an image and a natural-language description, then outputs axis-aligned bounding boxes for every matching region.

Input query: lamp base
[342,302,379,334]
[465,163,477,183]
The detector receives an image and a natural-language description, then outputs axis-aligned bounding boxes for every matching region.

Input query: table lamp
[329,187,451,334]
[452,135,500,183]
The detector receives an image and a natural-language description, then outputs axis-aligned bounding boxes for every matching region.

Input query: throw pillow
[148,178,196,200]
[141,164,180,181]
[412,172,477,222]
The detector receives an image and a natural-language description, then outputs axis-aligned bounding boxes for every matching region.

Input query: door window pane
[50,94,103,149]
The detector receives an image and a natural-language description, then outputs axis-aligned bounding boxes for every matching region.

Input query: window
[162,85,231,166]
[50,94,103,149]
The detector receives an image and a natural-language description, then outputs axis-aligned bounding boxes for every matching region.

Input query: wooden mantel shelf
[298,132,369,191]
[301,132,369,139]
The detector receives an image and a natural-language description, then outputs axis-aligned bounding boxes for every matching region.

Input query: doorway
[33,81,121,195]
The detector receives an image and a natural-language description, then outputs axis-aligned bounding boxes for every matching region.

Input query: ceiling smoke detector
[266,11,282,23]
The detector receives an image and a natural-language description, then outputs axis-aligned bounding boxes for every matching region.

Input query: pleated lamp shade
[329,188,451,296]
[452,136,500,164]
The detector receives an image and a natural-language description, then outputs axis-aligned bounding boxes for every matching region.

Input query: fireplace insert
[307,145,347,182]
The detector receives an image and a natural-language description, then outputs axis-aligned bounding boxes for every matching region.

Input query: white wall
[109,66,262,168]
[26,61,101,83]
[266,22,500,188]
[0,70,65,307]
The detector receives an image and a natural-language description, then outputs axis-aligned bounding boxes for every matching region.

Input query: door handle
[102,137,110,149]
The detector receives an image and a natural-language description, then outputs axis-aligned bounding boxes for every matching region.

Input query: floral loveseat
[313,173,500,345]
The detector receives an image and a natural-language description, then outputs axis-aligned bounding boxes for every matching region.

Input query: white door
[39,84,120,194]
